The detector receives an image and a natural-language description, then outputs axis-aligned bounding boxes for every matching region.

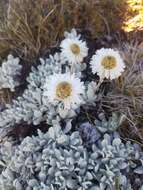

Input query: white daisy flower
[90,48,125,80]
[43,73,85,109]
[60,38,88,64]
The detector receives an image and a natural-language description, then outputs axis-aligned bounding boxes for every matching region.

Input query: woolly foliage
[0,42,98,138]
[0,53,66,135]
[0,0,128,60]
[0,125,143,190]
[0,54,22,107]
[78,122,101,147]
[78,113,123,147]
[0,54,22,92]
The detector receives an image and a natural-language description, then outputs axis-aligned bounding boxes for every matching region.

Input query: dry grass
[102,41,143,142]
[123,0,143,32]
[0,0,128,62]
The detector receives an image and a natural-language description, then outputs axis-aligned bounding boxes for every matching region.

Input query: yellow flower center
[70,43,80,55]
[56,82,72,100]
[101,56,117,70]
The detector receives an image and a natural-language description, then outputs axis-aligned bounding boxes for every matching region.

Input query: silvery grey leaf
[64,120,72,134]
[28,179,39,187]
[66,178,77,189]
[13,179,23,190]
[134,167,143,174]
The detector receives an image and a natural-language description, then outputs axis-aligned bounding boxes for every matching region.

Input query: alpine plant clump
[0,29,142,190]
[0,29,125,136]
[0,52,93,136]
[0,55,22,92]
[0,125,143,190]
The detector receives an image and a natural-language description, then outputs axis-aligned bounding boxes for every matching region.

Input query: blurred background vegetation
[0,0,142,62]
